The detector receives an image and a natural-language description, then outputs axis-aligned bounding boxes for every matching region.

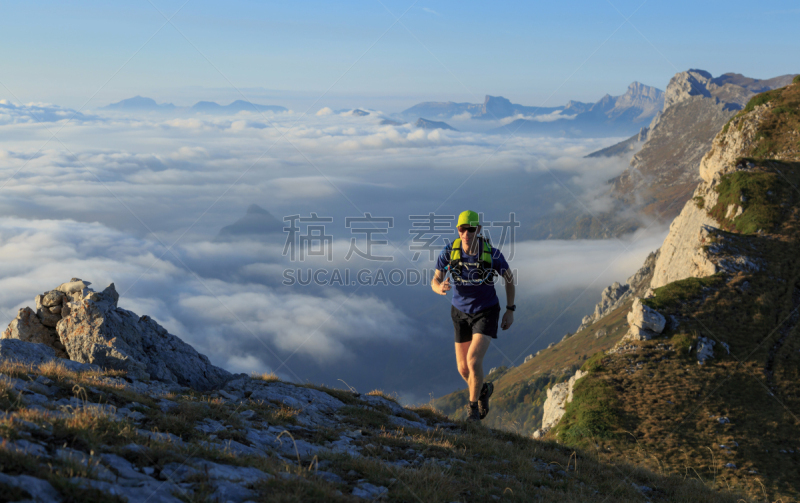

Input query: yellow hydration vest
[449,237,496,285]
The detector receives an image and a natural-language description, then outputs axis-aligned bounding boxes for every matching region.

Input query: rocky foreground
[0,281,748,502]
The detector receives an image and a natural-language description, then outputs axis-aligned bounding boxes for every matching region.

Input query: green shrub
[743,89,781,113]
[642,275,725,311]
[670,333,694,355]
[771,105,797,116]
[793,74,800,85]
[581,351,606,373]
[709,171,786,234]
[555,377,620,444]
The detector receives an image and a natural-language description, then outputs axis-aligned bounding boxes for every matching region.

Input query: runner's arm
[501,269,515,330]
[503,269,515,307]
[432,269,451,296]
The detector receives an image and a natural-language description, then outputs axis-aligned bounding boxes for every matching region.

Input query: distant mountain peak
[216,205,283,240]
[246,204,271,215]
[104,96,175,110]
[414,118,457,131]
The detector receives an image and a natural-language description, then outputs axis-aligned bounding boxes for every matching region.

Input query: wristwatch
[506,305,516,311]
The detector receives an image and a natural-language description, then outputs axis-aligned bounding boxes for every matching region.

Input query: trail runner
[431,210,515,423]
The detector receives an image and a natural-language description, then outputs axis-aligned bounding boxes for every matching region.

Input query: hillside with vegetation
[439,77,800,502]
[532,70,797,240]
[0,279,754,502]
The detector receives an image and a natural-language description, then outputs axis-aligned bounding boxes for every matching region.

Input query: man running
[431,210,515,422]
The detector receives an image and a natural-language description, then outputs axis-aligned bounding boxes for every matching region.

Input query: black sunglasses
[458,226,477,233]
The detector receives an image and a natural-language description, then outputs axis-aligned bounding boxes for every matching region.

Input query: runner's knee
[467,357,482,375]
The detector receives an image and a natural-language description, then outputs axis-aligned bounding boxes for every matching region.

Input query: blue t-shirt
[436,240,510,314]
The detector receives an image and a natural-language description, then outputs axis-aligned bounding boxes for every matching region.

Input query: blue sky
[1,0,798,111]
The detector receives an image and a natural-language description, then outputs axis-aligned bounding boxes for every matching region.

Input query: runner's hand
[438,277,451,295]
[501,310,514,330]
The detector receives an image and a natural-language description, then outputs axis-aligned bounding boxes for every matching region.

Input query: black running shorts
[451,303,501,343]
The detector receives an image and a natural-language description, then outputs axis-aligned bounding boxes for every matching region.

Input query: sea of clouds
[0,101,667,398]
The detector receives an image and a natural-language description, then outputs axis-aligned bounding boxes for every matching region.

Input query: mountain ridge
[103,96,288,114]
[438,77,800,502]
[532,69,797,239]
[398,82,663,137]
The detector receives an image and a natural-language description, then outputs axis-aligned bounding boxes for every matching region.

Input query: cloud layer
[0,104,664,395]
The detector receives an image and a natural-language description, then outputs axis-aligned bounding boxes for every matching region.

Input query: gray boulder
[2,307,68,358]
[697,336,715,364]
[621,298,666,342]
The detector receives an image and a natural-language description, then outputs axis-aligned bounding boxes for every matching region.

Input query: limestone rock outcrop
[536,369,587,437]
[2,278,232,391]
[577,250,659,332]
[649,98,773,288]
[623,298,666,341]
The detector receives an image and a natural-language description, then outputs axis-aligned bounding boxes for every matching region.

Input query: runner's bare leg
[454,333,491,402]
[455,341,471,385]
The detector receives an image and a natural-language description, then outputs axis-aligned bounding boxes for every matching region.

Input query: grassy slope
[0,361,749,503]
[550,82,800,503]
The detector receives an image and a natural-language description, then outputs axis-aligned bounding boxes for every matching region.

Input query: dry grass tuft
[365,389,400,403]
[37,360,79,382]
[252,372,280,382]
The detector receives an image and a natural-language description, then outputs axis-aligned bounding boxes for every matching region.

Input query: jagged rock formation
[400,83,663,137]
[3,307,67,359]
[616,70,796,226]
[577,250,658,332]
[2,279,232,391]
[534,369,587,438]
[541,69,796,240]
[494,82,664,137]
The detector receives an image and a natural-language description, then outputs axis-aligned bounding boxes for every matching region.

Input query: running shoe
[478,381,493,419]
[465,403,481,423]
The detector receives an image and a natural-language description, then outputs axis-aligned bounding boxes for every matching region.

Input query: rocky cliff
[542,69,797,240]
[649,80,795,287]
[544,78,800,502]
[576,249,658,332]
